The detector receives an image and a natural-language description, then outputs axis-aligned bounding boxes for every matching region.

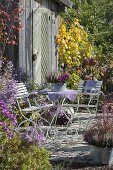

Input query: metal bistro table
[45,89,78,137]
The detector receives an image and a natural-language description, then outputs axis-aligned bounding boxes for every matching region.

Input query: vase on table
[51,83,66,92]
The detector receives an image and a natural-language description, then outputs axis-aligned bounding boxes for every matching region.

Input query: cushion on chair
[83,80,97,93]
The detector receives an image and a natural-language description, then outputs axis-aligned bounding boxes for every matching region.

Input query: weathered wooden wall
[1,0,72,84]
[19,0,33,79]
[18,0,59,84]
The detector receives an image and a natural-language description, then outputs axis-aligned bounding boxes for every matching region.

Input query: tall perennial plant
[56,18,93,88]
[0,0,22,57]
[0,58,17,136]
[0,59,17,107]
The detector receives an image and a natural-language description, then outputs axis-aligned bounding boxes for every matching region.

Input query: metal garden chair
[62,80,104,131]
[15,82,53,137]
[63,80,103,114]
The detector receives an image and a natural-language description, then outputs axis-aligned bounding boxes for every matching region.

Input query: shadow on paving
[52,161,113,170]
[48,142,113,169]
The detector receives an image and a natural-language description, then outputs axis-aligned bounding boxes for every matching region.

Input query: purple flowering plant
[22,124,46,147]
[46,69,70,83]
[0,99,17,138]
[47,106,70,126]
[0,58,17,137]
[0,58,47,148]
[84,103,113,148]
[0,58,17,107]
[13,67,30,83]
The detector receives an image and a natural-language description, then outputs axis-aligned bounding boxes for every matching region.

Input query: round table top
[47,89,77,101]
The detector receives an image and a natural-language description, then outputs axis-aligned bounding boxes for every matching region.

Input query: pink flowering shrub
[84,103,113,148]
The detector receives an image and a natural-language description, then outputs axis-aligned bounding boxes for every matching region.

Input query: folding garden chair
[63,80,103,114]
[15,82,53,137]
[76,80,104,113]
[62,80,104,130]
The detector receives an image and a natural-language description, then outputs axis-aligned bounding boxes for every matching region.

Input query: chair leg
[17,119,30,128]
[66,120,79,136]
[86,107,92,114]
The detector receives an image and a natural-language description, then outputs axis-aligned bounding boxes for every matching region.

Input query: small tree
[0,0,22,58]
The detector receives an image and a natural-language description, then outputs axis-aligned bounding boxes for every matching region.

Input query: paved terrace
[43,94,113,169]
[44,114,99,166]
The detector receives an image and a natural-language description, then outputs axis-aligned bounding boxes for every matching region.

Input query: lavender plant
[48,106,69,125]
[0,100,17,124]
[84,103,113,148]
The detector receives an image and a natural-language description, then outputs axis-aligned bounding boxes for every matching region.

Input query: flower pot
[51,83,66,92]
[90,145,113,165]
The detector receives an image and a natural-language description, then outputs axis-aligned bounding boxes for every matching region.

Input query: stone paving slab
[43,114,102,166]
[44,136,101,166]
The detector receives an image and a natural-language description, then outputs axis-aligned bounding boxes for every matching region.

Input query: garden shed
[18,0,72,84]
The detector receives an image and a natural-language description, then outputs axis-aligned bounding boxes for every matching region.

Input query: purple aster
[58,75,62,81]
[22,124,46,147]
[0,121,13,138]
[0,100,17,125]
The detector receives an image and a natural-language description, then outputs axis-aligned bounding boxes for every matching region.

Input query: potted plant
[84,103,113,165]
[46,69,70,91]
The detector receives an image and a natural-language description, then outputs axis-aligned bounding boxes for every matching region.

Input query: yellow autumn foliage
[56,18,93,68]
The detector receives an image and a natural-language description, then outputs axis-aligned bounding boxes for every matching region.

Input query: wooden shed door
[33,8,49,84]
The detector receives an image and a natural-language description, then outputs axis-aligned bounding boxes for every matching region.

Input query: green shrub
[67,73,80,89]
[0,133,52,170]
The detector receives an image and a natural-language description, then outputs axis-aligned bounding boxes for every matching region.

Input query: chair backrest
[95,81,103,92]
[77,80,85,92]
[77,80,103,93]
[16,82,32,109]
[16,83,29,99]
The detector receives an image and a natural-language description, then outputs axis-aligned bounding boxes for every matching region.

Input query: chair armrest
[16,91,38,99]
[28,91,38,98]
[38,88,51,95]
